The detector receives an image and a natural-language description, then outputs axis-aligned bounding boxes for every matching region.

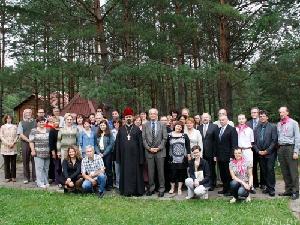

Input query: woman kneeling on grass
[185,145,210,199]
[62,145,82,193]
[229,148,253,203]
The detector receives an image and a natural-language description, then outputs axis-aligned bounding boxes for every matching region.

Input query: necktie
[203,124,207,137]
[260,125,266,143]
[151,121,155,146]
[219,127,224,140]
[253,120,257,129]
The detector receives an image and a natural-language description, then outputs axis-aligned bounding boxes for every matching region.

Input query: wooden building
[13,95,45,122]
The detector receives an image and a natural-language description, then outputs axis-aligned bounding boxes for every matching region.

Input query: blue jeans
[82,174,107,193]
[230,180,249,199]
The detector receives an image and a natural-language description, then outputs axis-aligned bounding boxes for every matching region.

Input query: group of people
[0,105,299,202]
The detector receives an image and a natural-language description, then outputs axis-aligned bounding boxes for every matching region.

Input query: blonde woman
[57,113,78,162]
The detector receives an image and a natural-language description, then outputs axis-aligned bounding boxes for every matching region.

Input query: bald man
[213,109,234,128]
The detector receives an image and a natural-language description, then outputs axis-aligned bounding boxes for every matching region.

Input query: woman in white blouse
[185,118,203,152]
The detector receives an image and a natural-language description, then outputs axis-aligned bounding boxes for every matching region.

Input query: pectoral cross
[127,135,131,140]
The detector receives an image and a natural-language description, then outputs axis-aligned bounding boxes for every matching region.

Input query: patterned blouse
[29,128,50,158]
[168,133,191,164]
[229,159,252,182]
[0,124,18,155]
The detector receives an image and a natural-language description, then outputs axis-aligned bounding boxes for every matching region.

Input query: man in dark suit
[215,115,238,196]
[142,108,168,197]
[247,107,265,189]
[253,110,278,196]
[198,113,218,190]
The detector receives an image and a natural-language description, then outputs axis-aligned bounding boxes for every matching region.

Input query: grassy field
[0,187,298,225]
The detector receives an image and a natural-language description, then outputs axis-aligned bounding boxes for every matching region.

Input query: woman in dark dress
[62,145,82,192]
[166,121,191,195]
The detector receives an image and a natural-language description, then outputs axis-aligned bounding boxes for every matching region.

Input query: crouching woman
[62,145,82,193]
[229,148,253,203]
[185,145,210,199]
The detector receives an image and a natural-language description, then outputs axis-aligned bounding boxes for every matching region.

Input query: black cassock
[115,124,145,196]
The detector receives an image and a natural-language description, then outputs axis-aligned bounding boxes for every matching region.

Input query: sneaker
[11,178,16,182]
[39,184,47,189]
[245,196,251,202]
[185,195,193,200]
[23,180,29,184]
[57,184,63,188]
[98,192,105,198]
[230,197,236,203]
[45,184,50,188]
[203,192,209,199]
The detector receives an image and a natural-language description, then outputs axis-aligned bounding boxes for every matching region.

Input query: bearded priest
[115,107,145,196]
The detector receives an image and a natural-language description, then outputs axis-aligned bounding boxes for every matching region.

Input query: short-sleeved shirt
[229,159,252,182]
[81,154,104,175]
[236,127,254,149]
[29,128,50,158]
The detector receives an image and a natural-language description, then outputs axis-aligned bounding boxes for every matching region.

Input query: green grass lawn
[0,187,298,225]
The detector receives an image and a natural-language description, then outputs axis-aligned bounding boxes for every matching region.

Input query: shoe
[245,196,251,202]
[45,184,50,188]
[224,192,231,197]
[158,192,164,197]
[229,197,236,204]
[178,189,182,195]
[279,192,292,196]
[98,192,105,198]
[146,191,154,196]
[208,187,215,191]
[23,180,29,184]
[269,191,275,197]
[185,195,193,199]
[169,189,175,194]
[262,189,269,194]
[12,178,16,182]
[260,185,266,190]
[57,184,62,188]
[291,193,299,200]
[39,184,47,189]
[203,192,209,199]
[106,186,112,191]
[5,179,11,182]
[250,188,256,194]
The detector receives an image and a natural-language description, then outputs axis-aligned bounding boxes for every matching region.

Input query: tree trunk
[175,1,185,109]
[218,0,233,118]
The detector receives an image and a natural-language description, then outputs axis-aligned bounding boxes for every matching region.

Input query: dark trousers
[3,154,17,179]
[259,154,276,192]
[103,153,113,188]
[218,161,231,192]
[53,158,62,185]
[204,156,216,188]
[147,156,165,193]
[278,145,299,193]
[253,151,265,187]
[230,180,249,199]
[21,141,36,181]
[48,155,55,180]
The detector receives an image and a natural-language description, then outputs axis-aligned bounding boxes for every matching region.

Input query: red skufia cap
[123,107,134,117]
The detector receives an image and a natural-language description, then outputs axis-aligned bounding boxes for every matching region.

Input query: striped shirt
[29,128,50,158]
